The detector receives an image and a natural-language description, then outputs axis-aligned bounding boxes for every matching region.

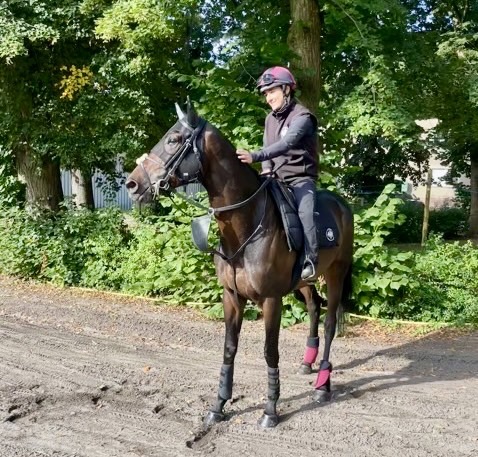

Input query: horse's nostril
[126,179,138,192]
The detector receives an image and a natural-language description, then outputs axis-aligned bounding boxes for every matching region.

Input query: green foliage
[172,65,266,151]
[386,199,424,244]
[280,299,308,328]
[0,146,24,206]
[402,235,478,324]
[387,203,469,244]
[429,206,469,240]
[353,184,418,317]
[0,184,476,326]
[118,195,223,306]
[0,205,128,286]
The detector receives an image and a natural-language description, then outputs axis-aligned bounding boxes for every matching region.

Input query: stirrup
[301,259,317,281]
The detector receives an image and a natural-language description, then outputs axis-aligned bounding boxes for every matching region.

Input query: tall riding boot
[301,208,319,280]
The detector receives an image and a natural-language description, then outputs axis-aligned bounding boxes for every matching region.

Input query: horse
[125,99,354,428]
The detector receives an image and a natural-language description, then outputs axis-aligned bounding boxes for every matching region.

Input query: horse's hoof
[313,388,332,403]
[203,410,225,428]
[297,363,312,375]
[258,413,279,428]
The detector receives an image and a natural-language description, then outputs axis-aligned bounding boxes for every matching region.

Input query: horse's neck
[201,131,267,248]
[202,134,260,209]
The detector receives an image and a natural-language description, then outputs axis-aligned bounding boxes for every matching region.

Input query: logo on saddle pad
[325,228,335,242]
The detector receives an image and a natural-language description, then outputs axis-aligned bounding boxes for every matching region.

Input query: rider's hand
[236,149,253,164]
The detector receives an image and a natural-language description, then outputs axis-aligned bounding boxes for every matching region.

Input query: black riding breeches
[289,178,319,262]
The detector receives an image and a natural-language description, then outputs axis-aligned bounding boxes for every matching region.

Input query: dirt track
[0,276,477,457]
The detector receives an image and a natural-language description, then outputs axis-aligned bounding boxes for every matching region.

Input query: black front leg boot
[204,364,234,427]
[258,367,280,428]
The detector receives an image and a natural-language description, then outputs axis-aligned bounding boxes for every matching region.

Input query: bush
[0,204,129,287]
[353,184,418,317]
[0,186,476,326]
[386,200,424,243]
[401,235,478,324]
[387,203,468,244]
[429,206,468,239]
[117,201,223,307]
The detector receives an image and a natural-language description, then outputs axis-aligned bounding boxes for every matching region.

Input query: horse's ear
[186,96,199,127]
[175,102,186,120]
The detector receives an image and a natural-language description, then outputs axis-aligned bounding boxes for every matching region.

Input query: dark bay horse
[126,100,354,428]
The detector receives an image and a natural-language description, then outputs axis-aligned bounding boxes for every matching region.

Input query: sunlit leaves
[57,65,94,100]
[95,0,197,52]
[0,1,58,60]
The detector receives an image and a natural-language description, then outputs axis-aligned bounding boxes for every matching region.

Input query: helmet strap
[274,85,292,114]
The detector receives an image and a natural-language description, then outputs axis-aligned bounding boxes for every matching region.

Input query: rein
[173,174,273,215]
[176,178,271,262]
[174,161,287,261]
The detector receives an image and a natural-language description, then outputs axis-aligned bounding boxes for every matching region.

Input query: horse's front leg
[258,296,282,428]
[204,287,245,427]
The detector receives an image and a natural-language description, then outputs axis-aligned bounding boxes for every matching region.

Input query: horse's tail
[341,263,354,312]
[337,263,354,336]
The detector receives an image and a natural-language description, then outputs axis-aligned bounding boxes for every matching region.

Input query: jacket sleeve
[250,114,315,163]
[260,128,273,172]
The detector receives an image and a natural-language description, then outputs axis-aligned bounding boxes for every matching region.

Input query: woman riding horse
[236,66,319,282]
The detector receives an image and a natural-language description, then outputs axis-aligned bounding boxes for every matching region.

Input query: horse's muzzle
[125,178,153,203]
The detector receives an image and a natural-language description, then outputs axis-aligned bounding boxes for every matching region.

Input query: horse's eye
[167,137,178,145]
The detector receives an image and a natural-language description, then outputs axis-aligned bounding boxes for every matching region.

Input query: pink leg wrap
[303,346,319,365]
[302,336,320,365]
[314,367,331,390]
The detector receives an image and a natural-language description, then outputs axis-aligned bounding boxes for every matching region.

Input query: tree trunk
[15,146,64,211]
[469,151,478,238]
[72,169,95,209]
[287,0,321,114]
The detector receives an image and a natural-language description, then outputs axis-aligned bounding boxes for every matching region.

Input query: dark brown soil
[1,276,476,457]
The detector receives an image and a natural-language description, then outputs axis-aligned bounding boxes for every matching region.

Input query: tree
[315,1,429,193]
[288,0,321,113]
[0,0,196,210]
[0,1,66,209]
[404,0,478,236]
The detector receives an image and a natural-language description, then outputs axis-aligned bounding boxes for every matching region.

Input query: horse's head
[126,99,206,203]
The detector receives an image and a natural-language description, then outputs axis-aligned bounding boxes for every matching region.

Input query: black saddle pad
[316,191,340,248]
[268,179,339,252]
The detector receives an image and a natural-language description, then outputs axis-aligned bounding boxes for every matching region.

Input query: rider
[236,66,319,281]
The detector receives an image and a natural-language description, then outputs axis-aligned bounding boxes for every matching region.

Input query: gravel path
[0,276,476,457]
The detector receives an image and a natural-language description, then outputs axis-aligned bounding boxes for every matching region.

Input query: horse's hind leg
[257,296,282,428]
[313,263,346,402]
[295,285,325,375]
[204,287,245,427]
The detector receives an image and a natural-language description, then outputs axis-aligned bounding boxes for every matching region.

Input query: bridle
[136,117,207,196]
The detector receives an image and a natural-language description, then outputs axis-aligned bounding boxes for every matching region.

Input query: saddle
[267,179,339,253]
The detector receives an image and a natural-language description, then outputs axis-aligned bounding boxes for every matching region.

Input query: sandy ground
[0,275,477,457]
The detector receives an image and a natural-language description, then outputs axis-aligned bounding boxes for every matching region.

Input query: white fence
[61,170,132,210]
